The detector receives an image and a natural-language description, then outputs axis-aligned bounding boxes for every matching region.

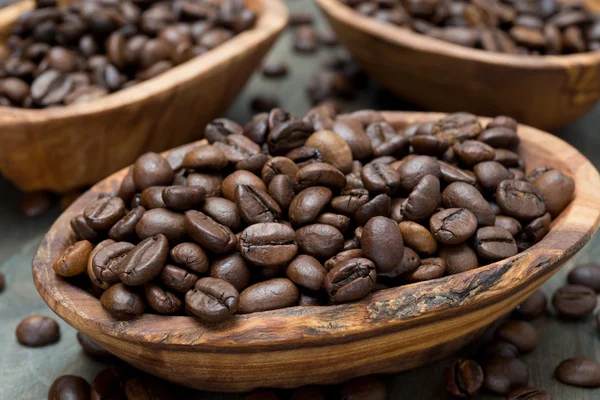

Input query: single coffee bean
[495,216,522,237]
[90,368,126,400]
[119,234,169,286]
[496,180,546,220]
[77,332,113,360]
[474,161,510,191]
[221,170,266,201]
[439,161,478,185]
[568,263,600,292]
[294,162,346,192]
[395,155,441,191]
[214,134,262,164]
[339,376,387,400]
[236,153,270,175]
[524,212,551,243]
[185,210,237,253]
[48,375,90,400]
[262,61,288,78]
[331,189,369,215]
[355,194,391,225]
[480,340,520,360]
[325,249,364,272]
[378,247,421,279]
[185,173,222,197]
[552,284,597,318]
[124,376,174,400]
[201,197,242,232]
[439,243,478,275]
[161,186,205,211]
[185,277,239,322]
[139,186,167,209]
[133,152,173,191]
[361,162,401,195]
[296,224,344,260]
[444,359,484,398]
[268,174,295,210]
[398,221,437,256]
[288,187,332,226]
[514,290,547,320]
[160,264,198,294]
[235,184,282,225]
[136,208,186,244]
[238,278,299,313]
[530,167,574,217]
[315,213,350,232]
[71,214,100,242]
[267,119,313,155]
[170,242,209,274]
[108,206,145,242]
[403,257,446,282]
[410,134,449,156]
[238,223,297,267]
[285,255,326,291]
[483,357,529,395]
[402,175,440,221]
[209,253,251,292]
[325,258,376,303]
[507,387,550,400]
[495,320,539,353]
[305,130,353,173]
[430,208,478,244]
[90,242,134,289]
[100,283,145,320]
[453,140,495,167]
[443,182,496,226]
[494,149,521,167]
[16,315,60,347]
[145,283,182,314]
[474,226,518,261]
[261,156,299,186]
[31,69,72,106]
[286,146,325,168]
[432,113,482,144]
[83,196,125,230]
[555,358,600,388]
[53,240,92,277]
[478,127,519,148]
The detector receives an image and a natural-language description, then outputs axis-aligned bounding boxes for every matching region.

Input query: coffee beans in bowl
[0,0,257,108]
[53,108,575,323]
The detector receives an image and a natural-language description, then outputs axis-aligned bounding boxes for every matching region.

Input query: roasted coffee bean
[238,223,297,267]
[289,187,332,226]
[398,221,437,256]
[139,186,167,209]
[443,182,496,226]
[286,146,325,168]
[267,120,313,155]
[432,113,482,144]
[100,283,145,319]
[214,134,262,164]
[83,196,125,230]
[331,189,369,215]
[494,148,521,167]
[378,247,420,279]
[90,368,126,400]
[235,184,281,224]
[53,240,92,277]
[325,249,364,272]
[514,290,547,320]
[262,157,298,186]
[285,255,326,291]
[325,257,376,303]
[297,224,344,260]
[478,127,519,148]
[294,25,318,53]
[201,197,242,232]
[444,359,484,398]
[439,243,478,274]
[438,161,477,186]
[71,214,100,242]
[495,215,522,237]
[395,155,441,191]
[305,130,353,173]
[474,161,510,191]
[210,253,250,291]
[403,257,446,282]
[361,161,401,195]
[90,241,134,289]
[48,375,90,400]
[185,173,222,197]
[453,140,495,167]
[555,358,600,388]
[124,377,174,400]
[160,264,198,294]
[315,213,350,232]
[236,153,270,175]
[222,170,266,201]
[238,278,299,313]
[333,119,372,160]
[136,208,186,244]
[133,152,174,191]
[530,167,574,217]
[185,277,239,322]
[182,145,228,171]
[77,332,113,360]
[185,210,237,253]
[495,320,539,353]
[568,263,600,292]
[480,340,520,360]
[402,175,440,221]
[145,283,182,314]
[16,315,60,347]
[474,226,518,261]
[30,69,72,106]
[506,387,551,400]
[262,61,288,78]
[524,212,551,243]
[483,357,529,395]
[430,208,477,245]
[361,216,404,272]
[496,180,545,220]
[355,194,391,225]
[268,174,295,210]
[552,284,597,318]
[107,207,144,242]
[295,162,346,192]
[119,234,169,285]
[170,242,208,274]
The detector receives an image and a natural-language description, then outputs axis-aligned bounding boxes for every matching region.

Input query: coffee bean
[555,358,600,387]
[432,113,483,144]
[295,162,346,192]
[568,263,600,292]
[238,223,297,267]
[289,187,332,226]
[444,359,484,398]
[268,174,295,210]
[182,145,228,171]
[119,234,168,285]
[235,184,282,225]
[285,255,326,291]
[339,376,387,400]
[205,118,244,143]
[496,180,546,220]
[108,206,146,242]
[331,189,369,215]
[443,182,496,226]
[136,208,186,244]
[430,208,477,245]
[124,376,174,400]
[355,194,391,225]
[16,315,60,347]
[439,161,477,185]
[77,332,113,360]
[495,320,539,353]
[90,368,126,400]
[315,213,350,232]
[325,249,363,272]
[297,224,344,260]
[238,278,299,313]
[494,215,522,237]
[185,277,239,322]
[474,226,518,261]
[31,69,72,105]
[480,339,520,360]
[262,61,288,78]
[454,140,495,167]
[398,221,437,256]
[53,240,92,278]
[209,253,250,292]
[90,241,134,289]
[494,149,521,167]
[140,186,168,209]
[294,26,318,53]
[483,357,529,395]
[133,152,174,191]
[402,175,440,221]
[289,11,314,26]
[507,387,550,400]
[170,242,208,274]
[267,120,313,155]
[48,375,90,400]
[305,130,354,173]
[237,153,270,175]
[145,283,182,314]
[185,210,237,254]
[552,284,597,318]
[160,264,198,294]
[395,155,441,191]
[361,162,401,195]
[474,161,510,191]
[478,127,519,148]
[530,167,574,217]
[403,257,446,282]
[71,214,100,242]
[333,119,372,160]
[222,170,266,201]
[262,157,298,186]
[100,283,145,320]
[514,290,547,320]
[524,212,551,243]
[325,257,376,303]
[439,243,478,274]
[201,197,242,232]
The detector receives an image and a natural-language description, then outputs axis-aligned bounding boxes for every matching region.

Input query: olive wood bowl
[316,0,600,131]
[32,112,600,392]
[0,0,287,193]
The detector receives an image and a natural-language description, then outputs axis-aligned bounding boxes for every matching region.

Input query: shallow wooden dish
[0,0,287,193]
[32,112,600,392]
[316,0,600,131]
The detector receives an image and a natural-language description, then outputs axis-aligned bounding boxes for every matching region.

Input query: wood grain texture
[315,0,600,131]
[30,112,600,392]
[0,0,288,194]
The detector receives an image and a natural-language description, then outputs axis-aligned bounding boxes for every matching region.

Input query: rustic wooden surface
[1,0,600,398]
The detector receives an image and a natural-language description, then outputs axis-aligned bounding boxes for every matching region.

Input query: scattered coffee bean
[568,263,600,292]
[100,283,145,320]
[16,314,60,347]
[251,95,280,112]
[506,387,551,400]
[483,356,529,395]
[514,290,547,320]
[262,62,288,78]
[48,375,90,400]
[444,359,483,398]
[238,278,299,313]
[90,368,126,400]
[555,358,600,387]
[553,284,597,318]
[495,320,539,353]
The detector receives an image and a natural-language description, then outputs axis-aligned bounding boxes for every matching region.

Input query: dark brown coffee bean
[90,242,134,289]
[214,134,262,165]
[106,206,144,242]
[297,224,344,260]
[124,376,174,400]
[222,170,266,201]
[444,359,484,398]
[398,221,437,256]
[31,69,72,106]
[403,175,440,221]
[185,173,222,198]
[185,210,237,253]
[355,194,391,225]
[568,263,600,292]
[360,217,404,271]
[325,257,376,303]
[100,282,145,320]
[145,283,182,314]
[294,162,346,192]
[48,375,90,400]
[555,358,600,388]
[443,182,496,226]
[305,130,353,173]
[325,249,363,272]
[238,223,297,267]
[430,208,477,244]
[480,340,520,360]
[378,246,420,279]
[90,368,126,400]
[235,184,282,224]
[478,127,519,148]
[262,61,288,78]
[315,213,350,232]
[267,120,313,155]
[494,149,521,167]
[439,161,477,185]
[294,25,318,53]
[439,243,478,275]
[237,153,270,175]
[530,167,574,217]
[361,161,401,195]
[333,119,372,160]
[0,77,30,105]
[514,290,547,320]
[238,278,299,313]
[474,226,517,260]
[483,357,529,395]
[83,196,125,230]
[285,255,326,291]
[395,155,441,191]
[182,145,228,171]
[524,212,551,243]
[339,376,386,400]
[496,180,545,221]
[119,234,169,286]
[16,315,60,347]
[268,174,295,210]
[495,216,522,237]
[210,253,250,291]
[453,140,495,167]
[205,118,244,143]
[432,113,483,144]
[473,161,510,191]
[53,240,92,277]
[553,284,597,318]
[160,264,198,294]
[262,157,299,186]
[170,242,208,274]
[507,387,551,400]
[201,197,242,232]
[495,320,539,353]
[139,186,166,209]
[71,214,100,242]
[289,187,332,226]
[133,152,174,191]
[331,189,369,215]
[185,277,239,322]
[136,208,186,244]
[403,257,446,282]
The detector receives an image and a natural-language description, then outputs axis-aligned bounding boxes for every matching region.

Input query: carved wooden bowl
[32,112,600,392]
[316,0,600,131]
[0,0,287,193]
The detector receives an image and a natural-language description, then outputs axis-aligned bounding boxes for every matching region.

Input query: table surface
[1,1,600,399]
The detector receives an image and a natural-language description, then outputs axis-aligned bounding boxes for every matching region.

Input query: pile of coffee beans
[341,0,600,55]
[52,106,575,323]
[0,0,256,108]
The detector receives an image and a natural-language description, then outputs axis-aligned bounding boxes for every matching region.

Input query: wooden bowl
[0,0,287,193]
[32,112,600,392]
[316,0,600,131]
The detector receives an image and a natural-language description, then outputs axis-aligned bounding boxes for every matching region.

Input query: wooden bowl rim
[32,111,600,351]
[316,0,600,68]
[0,0,288,121]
